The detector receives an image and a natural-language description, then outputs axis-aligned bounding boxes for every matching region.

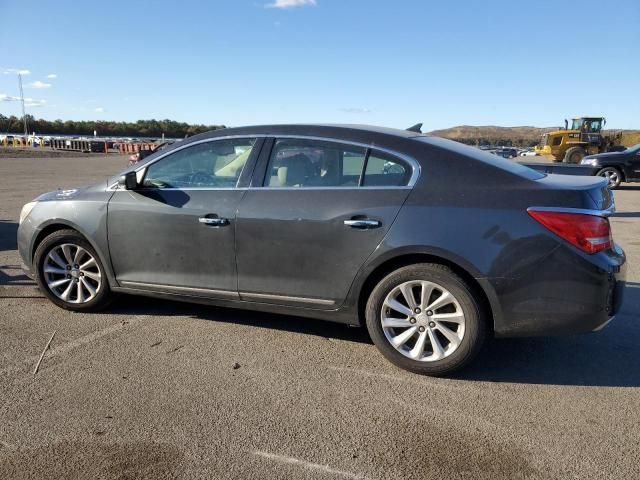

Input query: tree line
[0,114,226,138]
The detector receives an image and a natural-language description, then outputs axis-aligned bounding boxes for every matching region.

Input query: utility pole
[18,73,28,138]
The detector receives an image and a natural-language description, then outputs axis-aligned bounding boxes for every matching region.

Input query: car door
[235,137,418,309]
[107,137,262,298]
[627,147,640,180]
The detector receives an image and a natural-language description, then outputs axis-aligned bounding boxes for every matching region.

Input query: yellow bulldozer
[534,117,623,163]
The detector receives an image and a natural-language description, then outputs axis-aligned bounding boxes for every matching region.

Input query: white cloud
[1,93,46,106]
[46,73,57,79]
[27,80,52,89]
[25,100,46,107]
[3,68,31,75]
[94,107,105,113]
[341,107,372,114]
[266,0,316,9]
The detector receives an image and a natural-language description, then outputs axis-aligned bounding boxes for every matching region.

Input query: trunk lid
[533,174,613,212]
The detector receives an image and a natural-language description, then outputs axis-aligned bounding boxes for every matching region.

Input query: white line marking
[0,315,148,376]
[252,450,371,480]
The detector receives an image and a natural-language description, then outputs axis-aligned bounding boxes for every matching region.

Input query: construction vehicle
[534,117,623,163]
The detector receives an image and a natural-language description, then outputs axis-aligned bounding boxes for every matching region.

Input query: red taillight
[528,210,612,254]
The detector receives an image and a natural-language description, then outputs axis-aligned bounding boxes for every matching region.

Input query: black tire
[563,146,586,164]
[596,167,623,189]
[34,229,113,312]
[365,263,487,376]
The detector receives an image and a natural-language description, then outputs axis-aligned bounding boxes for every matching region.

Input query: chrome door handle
[199,217,229,226]
[344,219,381,229]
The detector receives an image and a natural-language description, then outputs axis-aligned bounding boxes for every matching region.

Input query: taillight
[528,210,612,254]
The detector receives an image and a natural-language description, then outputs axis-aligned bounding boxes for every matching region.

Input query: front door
[235,137,416,308]
[108,137,261,298]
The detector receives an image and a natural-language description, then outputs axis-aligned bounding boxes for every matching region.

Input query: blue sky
[1,0,638,130]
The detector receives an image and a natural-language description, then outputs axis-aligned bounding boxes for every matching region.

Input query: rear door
[235,137,418,309]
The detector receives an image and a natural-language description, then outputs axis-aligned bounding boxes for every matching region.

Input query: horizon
[1,0,638,130]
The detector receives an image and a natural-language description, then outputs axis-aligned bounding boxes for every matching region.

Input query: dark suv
[17,125,626,375]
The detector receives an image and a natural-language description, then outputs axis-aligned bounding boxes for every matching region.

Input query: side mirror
[118,171,138,190]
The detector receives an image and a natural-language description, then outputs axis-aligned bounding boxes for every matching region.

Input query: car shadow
[617,185,640,191]
[0,220,18,252]
[107,284,640,387]
[457,282,640,387]
[109,294,373,345]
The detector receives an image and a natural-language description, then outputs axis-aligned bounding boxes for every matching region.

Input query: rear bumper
[492,243,627,337]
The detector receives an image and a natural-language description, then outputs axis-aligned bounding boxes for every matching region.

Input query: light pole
[18,73,28,138]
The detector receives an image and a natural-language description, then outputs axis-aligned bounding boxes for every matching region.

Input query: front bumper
[21,262,34,280]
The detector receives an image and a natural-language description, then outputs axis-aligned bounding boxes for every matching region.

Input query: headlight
[19,202,37,224]
[581,158,598,166]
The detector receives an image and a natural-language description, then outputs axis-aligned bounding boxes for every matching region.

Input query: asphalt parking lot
[0,152,639,479]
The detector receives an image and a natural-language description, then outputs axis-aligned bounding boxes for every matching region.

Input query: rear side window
[363,151,411,187]
[266,139,366,188]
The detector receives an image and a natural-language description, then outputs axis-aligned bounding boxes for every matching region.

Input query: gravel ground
[0,154,638,479]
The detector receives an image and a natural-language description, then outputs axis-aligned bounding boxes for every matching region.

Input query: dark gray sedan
[17,125,627,375]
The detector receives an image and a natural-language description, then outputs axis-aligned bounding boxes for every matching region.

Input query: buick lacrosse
[18,125,626,375]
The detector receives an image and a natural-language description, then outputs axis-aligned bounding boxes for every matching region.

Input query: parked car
[580,144,640,188]
[17,125,626,375]
[519,149,537,157]
[491,148,518,159]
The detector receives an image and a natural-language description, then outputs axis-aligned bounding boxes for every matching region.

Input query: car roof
[190,124,427,141]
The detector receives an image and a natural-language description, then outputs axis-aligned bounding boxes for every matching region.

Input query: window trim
[256,136,420,190]
[113,136,264,191]
[110,134,421,191]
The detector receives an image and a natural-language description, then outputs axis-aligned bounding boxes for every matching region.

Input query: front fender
[19,201,116,288]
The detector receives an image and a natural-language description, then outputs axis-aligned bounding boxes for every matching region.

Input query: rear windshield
[415,137,545,180]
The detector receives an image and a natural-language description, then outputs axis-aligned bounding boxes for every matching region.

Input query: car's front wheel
[596,167,623,189]
[34,229,113,311]
[365,263,487,376]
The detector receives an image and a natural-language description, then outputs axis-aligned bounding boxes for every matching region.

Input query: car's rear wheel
[34,229,113,312]
[597,167,622,189]
[365,263,487,376]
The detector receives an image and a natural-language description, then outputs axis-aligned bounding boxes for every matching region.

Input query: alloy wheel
[600,170,619,188]
[381,280,466,362]
[43,243,102,304]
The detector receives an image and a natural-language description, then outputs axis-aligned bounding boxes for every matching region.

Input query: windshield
[572,118,602,132]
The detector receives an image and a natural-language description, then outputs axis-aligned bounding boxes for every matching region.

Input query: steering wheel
[189,171,216,186]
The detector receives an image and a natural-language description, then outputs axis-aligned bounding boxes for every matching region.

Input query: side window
[143,138,256,188]
[266,139,366,188]
[363,151,411,187]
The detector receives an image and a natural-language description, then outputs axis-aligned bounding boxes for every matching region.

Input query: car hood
[584,151,622,160]
[34,181,109,202]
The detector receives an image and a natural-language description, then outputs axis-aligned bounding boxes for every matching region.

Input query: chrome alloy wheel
[600,170,620,188]
[43,243,102,304]
[381,280,466,362]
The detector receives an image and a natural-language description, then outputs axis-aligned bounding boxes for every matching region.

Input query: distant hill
[428,125,557,147]
[429,125,640,147]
